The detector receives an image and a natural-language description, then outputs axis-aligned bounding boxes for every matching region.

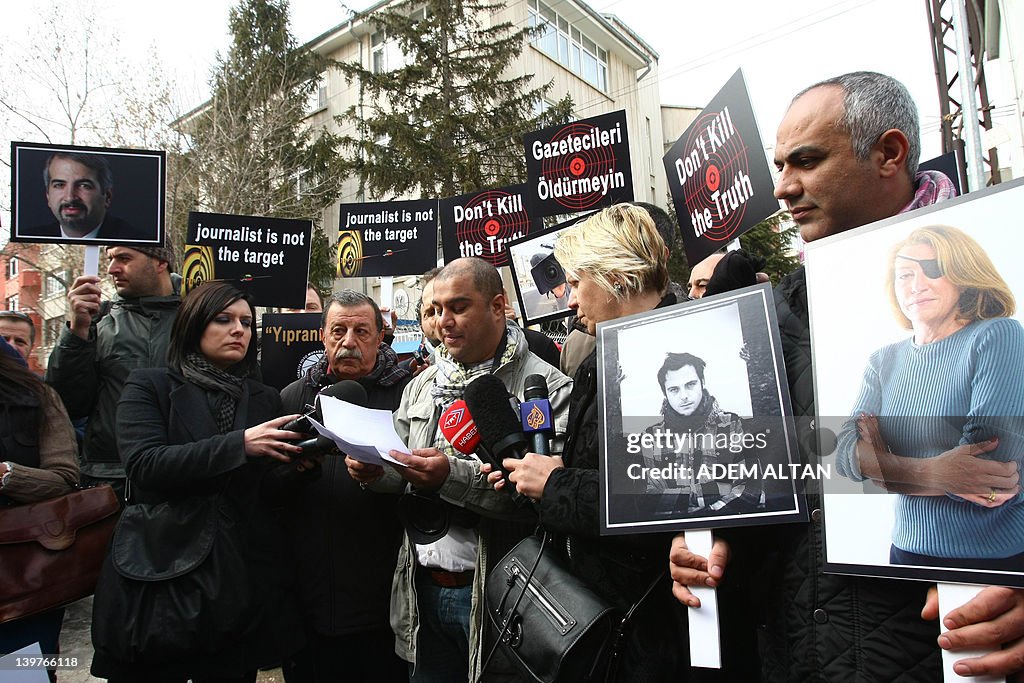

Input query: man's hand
[923,585,1024,678]
[503,453,563,500]
[668,533,730,608]
[388,447,451,491]
[67,275,104,339]
[345,455,385,485]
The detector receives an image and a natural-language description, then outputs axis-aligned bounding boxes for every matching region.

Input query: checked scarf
[181,352,245,434]
[429,323,526,458]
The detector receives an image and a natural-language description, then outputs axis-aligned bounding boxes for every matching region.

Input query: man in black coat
[670,71,1024,681]
[279,289,411,683]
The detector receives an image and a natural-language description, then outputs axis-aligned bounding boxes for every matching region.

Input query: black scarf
[181,353,245,434]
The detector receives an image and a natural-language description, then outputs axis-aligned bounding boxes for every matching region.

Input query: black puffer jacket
[739,266,939,681]
[280,368,411,638]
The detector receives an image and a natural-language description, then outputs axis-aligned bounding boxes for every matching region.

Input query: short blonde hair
[554,204,669,301]
[886,224,1015,329]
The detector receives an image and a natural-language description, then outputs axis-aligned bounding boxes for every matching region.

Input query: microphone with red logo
[438,399,481,456]
[520,374,552,456]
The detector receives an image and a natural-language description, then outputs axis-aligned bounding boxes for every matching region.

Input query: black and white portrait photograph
[506,217,588,325]
[808,178,1024,587]
[11,141,165,246]
[597,283,806,534]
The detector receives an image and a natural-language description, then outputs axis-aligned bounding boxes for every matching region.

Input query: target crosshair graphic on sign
[336,230,364,277]
[539,122,619,213]
[456,190,531,267]
[181,244,215,296]
[680,111,751,243]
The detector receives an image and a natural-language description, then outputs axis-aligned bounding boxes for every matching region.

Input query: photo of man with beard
[12,143,164,246]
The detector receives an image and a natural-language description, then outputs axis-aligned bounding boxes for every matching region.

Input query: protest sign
[439,184,538,266]
[664,70,779,266]
[337,200,439,277]
[185,211,312,308]
[524,110,633,217]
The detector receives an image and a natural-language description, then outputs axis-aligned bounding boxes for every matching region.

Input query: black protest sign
[260,313,324,392]
[185,211,312,308]
[524,110,633,217]
[664,70,779,266]
[439,184,539,267]
[337,200,439,277]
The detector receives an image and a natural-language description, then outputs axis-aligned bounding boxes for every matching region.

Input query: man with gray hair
[673,71,1024,680]
[27,152,140,240]
[280,289,412,682]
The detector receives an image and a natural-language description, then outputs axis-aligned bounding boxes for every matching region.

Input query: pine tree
[338,0,573,199]
[179,0,344,288]
[739,211,800,284]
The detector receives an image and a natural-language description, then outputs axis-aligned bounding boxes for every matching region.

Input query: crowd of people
[2,69,1023,683]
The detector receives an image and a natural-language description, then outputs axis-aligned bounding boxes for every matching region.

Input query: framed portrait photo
[597,283,806,534]
[11,141,165,247]
[807,178,1024,587]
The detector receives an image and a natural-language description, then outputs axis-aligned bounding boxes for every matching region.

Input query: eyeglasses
[0,311,32,322]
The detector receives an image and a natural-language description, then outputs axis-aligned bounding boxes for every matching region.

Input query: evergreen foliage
[338,0,573,199]
[180,0,343,289]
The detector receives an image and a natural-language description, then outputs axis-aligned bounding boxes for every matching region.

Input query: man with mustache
[27,153,140,241]
[279,289,412,683]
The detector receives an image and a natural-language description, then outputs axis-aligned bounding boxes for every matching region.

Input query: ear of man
[873,128,911,179]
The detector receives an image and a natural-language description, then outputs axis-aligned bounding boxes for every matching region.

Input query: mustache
[334,347,363,361]
[60,200,88,212]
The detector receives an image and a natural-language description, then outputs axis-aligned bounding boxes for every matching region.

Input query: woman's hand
[244,415,304,462]
[502,453,564,500]
[921,438,1019,496]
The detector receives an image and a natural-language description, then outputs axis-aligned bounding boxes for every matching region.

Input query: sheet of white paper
[0,642,51,682]
[938,583,1004,683]
[84,245,100,277]
[312,395,409,466]
[380,277,394,309]
[686,528,721,669]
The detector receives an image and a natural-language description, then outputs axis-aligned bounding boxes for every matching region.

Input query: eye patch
[895,254,943,279]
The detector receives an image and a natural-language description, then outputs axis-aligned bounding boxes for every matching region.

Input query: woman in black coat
[485,205,694,681]
[91,282,316,683]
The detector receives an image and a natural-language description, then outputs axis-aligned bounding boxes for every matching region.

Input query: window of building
[45,318,64,348]
[7,257,18,278]
[528,0,608,92]
[6,295,19,311]
[305,74,327,114]
[371,6,430,75]
[44,271,66,299]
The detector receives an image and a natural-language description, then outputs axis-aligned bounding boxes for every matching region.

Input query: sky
[0,0,950,159]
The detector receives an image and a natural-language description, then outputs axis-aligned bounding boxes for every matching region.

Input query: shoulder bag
[484,533,663,683]
[0,484,120,624]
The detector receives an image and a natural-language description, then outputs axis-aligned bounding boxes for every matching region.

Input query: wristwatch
[0,461,13,489]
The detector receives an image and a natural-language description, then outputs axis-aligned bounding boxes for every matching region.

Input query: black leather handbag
[484,534,662,683]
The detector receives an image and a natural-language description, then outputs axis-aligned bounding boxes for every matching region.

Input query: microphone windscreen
[524,374,548,402]
[463,374,523,453]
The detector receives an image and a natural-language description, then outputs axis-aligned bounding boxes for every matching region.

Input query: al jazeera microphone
[520,374,552,456]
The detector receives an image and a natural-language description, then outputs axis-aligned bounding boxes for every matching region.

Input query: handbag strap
[478,531,550,681]
[602,568,666,682]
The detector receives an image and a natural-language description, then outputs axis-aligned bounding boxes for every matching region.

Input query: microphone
[463,375,533,503]
[439,399,481,456]
[520,374,552,456]
[291,380,368,455]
